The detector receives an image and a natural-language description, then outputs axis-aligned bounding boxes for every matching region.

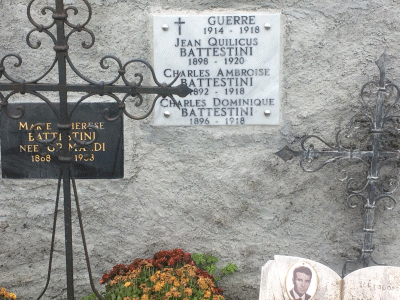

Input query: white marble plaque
[153,13,280,126]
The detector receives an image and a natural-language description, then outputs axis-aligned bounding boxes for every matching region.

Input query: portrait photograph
[285,261,318,300]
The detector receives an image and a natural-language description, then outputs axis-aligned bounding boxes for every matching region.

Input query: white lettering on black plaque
[153,13,280,125]
[0,102,123,179]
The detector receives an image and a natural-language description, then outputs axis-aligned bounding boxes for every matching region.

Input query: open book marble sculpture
[259,255,400,300]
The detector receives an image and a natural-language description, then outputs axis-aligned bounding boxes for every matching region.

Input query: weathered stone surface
[1,1,400,300]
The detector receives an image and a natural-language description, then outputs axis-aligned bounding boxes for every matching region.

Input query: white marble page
[343,266,400,300]
[259,260,286,300]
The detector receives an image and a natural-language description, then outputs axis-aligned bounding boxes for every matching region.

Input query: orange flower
[165,291,172,298]
[184,288,193,296]
[153,281,165,292]
[141,295,149,300]
[173,291,182,297]
[128,269,140,279]
[198,277,208,290]
[100,251,226,300]
[181,276,189,285]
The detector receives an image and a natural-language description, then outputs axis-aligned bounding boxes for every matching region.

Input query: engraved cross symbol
[275,53,400,276]
[174,17,185,35]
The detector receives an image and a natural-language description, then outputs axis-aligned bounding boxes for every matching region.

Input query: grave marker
[259,255,400,300]
[1,102,123,179]
[275,54,400,274]
[153,13,281,126]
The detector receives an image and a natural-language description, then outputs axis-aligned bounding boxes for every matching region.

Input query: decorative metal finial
[274,145,299,162]
[376,53,388,88]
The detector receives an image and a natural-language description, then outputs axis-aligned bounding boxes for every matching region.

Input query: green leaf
[204,264,217,274]
[205,254,219,263]
[214,276,221,282]
[192,253,206,265]
[221,263,238,274]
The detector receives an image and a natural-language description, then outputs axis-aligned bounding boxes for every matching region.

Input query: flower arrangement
[82,249,235,300]
[0,288,16,300]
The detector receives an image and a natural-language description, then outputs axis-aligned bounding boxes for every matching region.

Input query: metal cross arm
[275,53,400,276]
[0,55,191,119]
[0,1,191,299]
[275,135,400,169]
[0,81,192,99]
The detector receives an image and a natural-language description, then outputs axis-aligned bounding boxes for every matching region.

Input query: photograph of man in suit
[289,266,312,300]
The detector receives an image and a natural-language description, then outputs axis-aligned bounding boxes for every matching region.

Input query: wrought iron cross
[275,53,400,276]
[0,0,191,299]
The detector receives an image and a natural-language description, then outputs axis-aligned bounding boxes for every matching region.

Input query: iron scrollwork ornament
[0,0,192,299]
[275,53,400,276]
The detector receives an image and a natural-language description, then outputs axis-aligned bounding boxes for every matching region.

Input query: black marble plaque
[1,102,123,179]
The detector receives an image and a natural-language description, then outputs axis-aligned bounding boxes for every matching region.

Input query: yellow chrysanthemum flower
[175,291,182,297]
[181,276,189,285]
[204,290,211,298]
[153,281,165,292]
[197,278,208,290]
[183,287,193,296]
[124,282,132,287]
[165,291,172,298]
[0,289,17,300]
[141,294,148,300]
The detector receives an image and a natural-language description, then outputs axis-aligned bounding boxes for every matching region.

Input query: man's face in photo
[292,271,311,296]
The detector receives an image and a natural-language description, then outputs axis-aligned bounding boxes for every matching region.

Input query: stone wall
[1,0,400,299]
